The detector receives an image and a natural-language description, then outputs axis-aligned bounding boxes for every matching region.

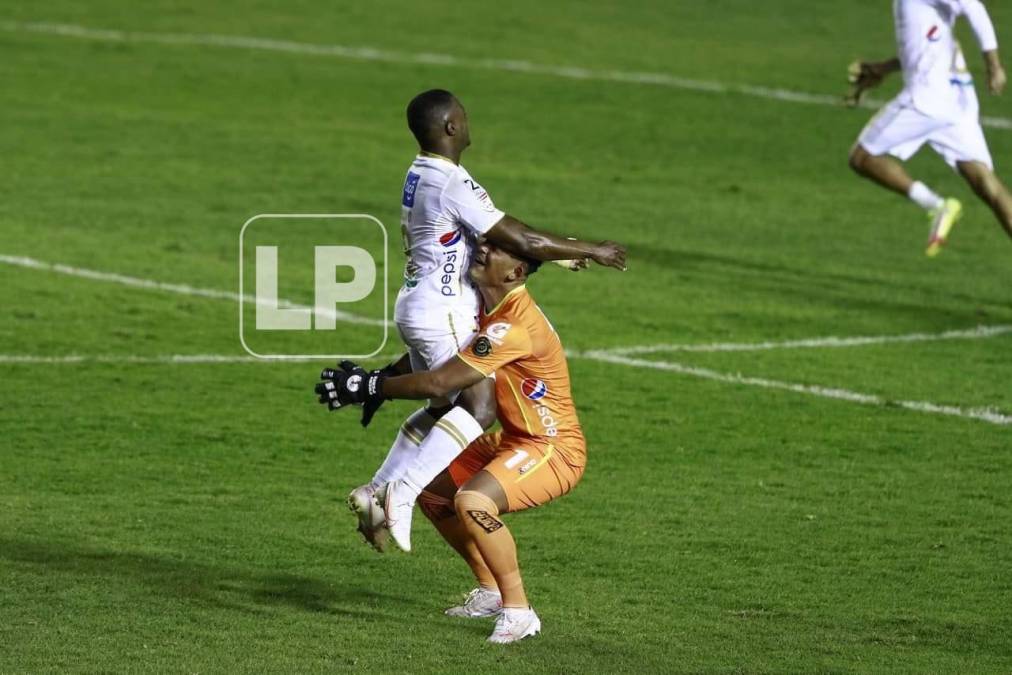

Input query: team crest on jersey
[521,378,548,400]
[927,25,940,42]
[473,337,492,357]
[439,229,462,247]
[402,172,420,207]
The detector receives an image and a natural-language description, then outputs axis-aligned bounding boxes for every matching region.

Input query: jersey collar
[483,284,527,317]
[419,150,457,165]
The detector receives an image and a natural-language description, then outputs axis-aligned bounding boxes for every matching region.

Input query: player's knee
[848,145,868,174]
[469,399,497,430]
[456,383,497,430]
[419,489,455,522]
[454,489,501,521]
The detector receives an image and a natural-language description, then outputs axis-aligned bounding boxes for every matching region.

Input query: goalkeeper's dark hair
[406,89,457,147]
[521,256,542,277]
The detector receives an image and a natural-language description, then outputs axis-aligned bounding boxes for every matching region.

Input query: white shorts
[857,98,993,170]
[396,305,479,405]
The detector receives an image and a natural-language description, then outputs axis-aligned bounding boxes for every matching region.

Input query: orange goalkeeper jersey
[457,285,586,464]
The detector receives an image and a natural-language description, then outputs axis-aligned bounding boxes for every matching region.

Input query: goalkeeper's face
[469,243,527,287]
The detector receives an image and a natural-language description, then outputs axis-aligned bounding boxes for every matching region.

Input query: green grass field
[2,1,1011,672]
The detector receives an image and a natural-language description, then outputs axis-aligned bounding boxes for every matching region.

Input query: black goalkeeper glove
[359,360,401,427]
[314,360,390,427]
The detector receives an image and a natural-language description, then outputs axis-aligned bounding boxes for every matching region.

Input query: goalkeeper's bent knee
[454,490,503,532]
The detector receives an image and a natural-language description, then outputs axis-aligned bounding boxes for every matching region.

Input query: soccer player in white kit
[847,0,1012,256]
[344,89,626,553]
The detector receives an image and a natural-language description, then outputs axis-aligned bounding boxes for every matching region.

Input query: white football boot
[346,484,388,552]
[445,587,503,618]
[377,479,416,552]
[487,607,541,644]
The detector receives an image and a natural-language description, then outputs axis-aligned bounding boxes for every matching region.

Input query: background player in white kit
[342,89,626,552]
[847,0,1012,256]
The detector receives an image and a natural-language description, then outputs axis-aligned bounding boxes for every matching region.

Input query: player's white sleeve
[440,174,505,235]
[960,0,999,52]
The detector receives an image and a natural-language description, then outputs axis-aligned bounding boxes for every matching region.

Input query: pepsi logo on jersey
[521,378,548,400]
[439,230,462,247]
[438,229,462,296]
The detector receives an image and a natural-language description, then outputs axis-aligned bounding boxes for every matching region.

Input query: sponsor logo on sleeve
[484,322,512,345]
[927,25,940,42]
[402,172,420,207]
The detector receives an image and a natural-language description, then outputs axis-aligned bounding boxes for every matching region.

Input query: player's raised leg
[347,406,442,551]
[848,143,917,197]
[957,160,1012,241]
[849,143,961,255]
[379,379,497,552]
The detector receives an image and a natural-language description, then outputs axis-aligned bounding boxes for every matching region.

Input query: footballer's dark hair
[520,256,542,277]
[406,89,457,147]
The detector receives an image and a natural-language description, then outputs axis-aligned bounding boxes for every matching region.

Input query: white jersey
[394,153,505,327]
[894,0,998,119]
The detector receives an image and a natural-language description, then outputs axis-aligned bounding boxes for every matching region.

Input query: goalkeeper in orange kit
[317,241,588,644]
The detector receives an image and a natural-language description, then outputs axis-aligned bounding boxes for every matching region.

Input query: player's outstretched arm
[381,356,484,400]
[315,356,483,413]
[485,215,627,271]
[845,57,900,106]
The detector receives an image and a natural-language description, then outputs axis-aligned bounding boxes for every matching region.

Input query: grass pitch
[2,1,1011,672]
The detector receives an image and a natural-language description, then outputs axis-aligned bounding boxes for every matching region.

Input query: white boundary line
[3,253,1010,426]
[580,350,1012,426]
[3,20,1010,131]
[0,353,401,365]
[0,254,389,328]
[598,324,1012,355]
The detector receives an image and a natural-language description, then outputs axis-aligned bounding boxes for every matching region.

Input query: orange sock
[419,490,497,590]
[454,490,527,608]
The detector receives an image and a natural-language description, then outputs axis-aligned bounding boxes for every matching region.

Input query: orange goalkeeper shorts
[448,431,586,513]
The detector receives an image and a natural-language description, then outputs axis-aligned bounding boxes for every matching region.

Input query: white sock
[401,406,484,497]
[908,181,944,211]
[369,408,438,489]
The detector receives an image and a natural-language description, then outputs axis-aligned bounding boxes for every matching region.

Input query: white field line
[0,353,400,365]
[3,20,1011,131]
[4,253,1010,425]
[0,254,389,328]
[599,324,1012,356]
[581,350,1012,426]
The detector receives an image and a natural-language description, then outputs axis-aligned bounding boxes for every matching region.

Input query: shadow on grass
[0,537,408,618]
[626,241,1011,326]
